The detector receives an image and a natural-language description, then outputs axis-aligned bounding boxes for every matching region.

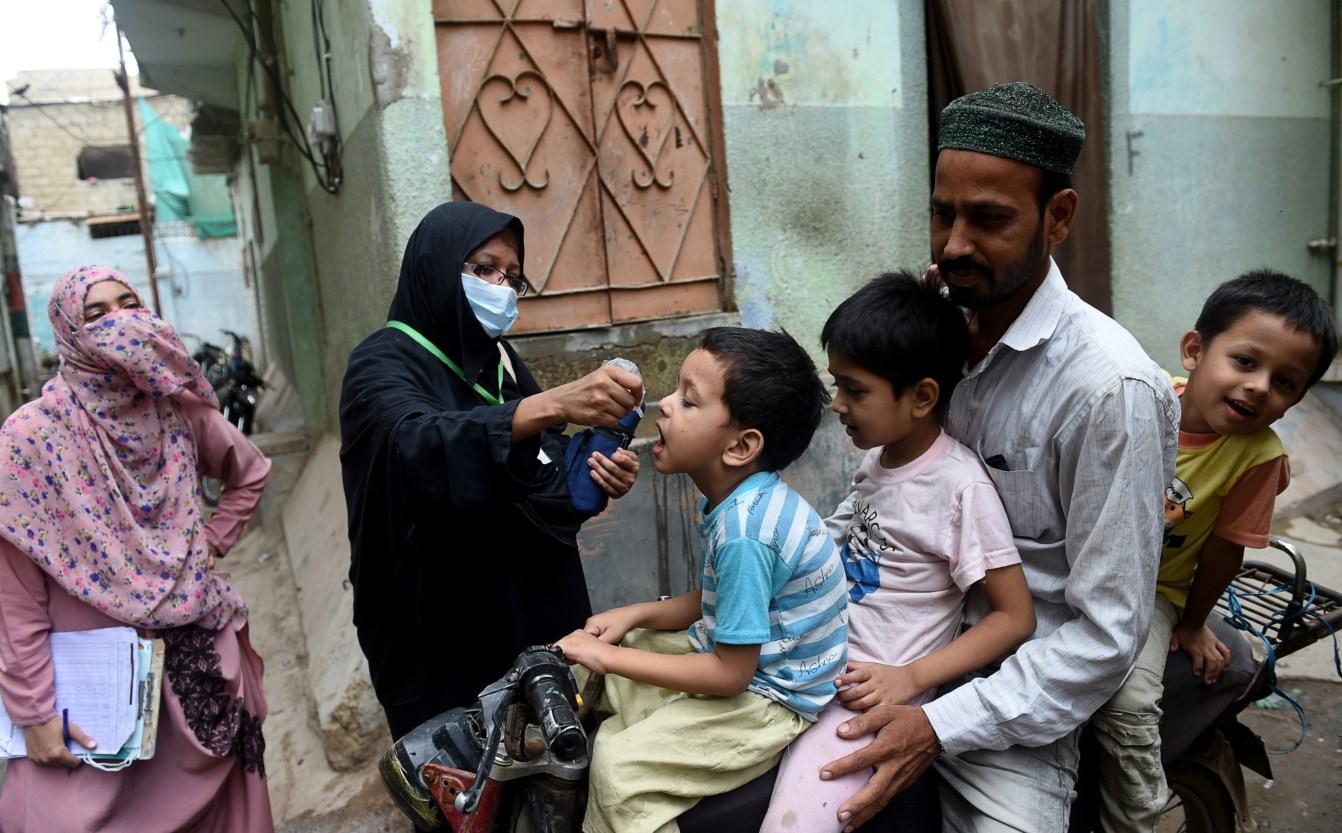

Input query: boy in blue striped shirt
[559,327,849,833]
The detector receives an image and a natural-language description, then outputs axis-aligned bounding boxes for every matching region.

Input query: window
[435,0,732,333]
[76,145,134,181]
[87,213,142,239]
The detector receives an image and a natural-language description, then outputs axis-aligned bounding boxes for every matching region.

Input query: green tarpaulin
[139,99,237,238]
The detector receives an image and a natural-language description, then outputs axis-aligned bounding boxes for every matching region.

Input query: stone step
[252,429,310,458]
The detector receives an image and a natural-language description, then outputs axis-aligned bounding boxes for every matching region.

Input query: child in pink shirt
[762,271,1036,832]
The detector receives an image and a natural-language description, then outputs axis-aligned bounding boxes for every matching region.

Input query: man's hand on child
[824,704,940,830]
[557,629,614,674]
[836,660,921,711]
[1170,623,1231,685]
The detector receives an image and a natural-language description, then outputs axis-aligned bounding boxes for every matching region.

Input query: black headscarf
[385,201,522,384]
[339,202,592,736]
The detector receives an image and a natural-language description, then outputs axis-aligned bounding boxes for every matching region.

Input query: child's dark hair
[698,327,830,472]
[820,270,969,419]
[1196,269,1338,390]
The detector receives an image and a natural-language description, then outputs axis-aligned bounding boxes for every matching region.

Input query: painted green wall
[228,34,328,428]
[715,0,930,361]
[1107,0,1334,371]
[274,0,452,427]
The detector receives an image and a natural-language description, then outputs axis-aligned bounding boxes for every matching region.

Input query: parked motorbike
[381,539,1341,833]
[1071,535,1342,832]
[191,330,264,506]
[380,646,591,832]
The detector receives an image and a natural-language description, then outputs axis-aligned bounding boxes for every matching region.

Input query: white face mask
[460,273,519,338]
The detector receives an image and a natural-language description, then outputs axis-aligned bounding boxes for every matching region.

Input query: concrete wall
[715,0,930,352]
[557,0,931,606]
[7,69,189,218]
[14,217,261,358]
[1107,0,1335,371]
[276,0,451,428]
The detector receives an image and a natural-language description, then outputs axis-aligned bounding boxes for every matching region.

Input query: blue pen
[62,707,72,776]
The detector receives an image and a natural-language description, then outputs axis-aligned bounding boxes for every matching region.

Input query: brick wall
[7,70,192,218]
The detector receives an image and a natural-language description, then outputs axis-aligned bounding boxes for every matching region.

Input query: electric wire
[215,0,340,193]
[216,0,329,183]
[7,90,101,147]
[311,0,331,101]
[252,0,342,191]
[309,0,342,188]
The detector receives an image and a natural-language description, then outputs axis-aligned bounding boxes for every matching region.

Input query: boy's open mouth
[653,423,667,454]
[1226,398,1257,419]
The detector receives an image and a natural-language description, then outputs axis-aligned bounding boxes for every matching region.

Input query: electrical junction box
[308,101,338,154]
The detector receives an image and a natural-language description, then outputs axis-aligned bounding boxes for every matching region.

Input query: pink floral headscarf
[0,266,246,631]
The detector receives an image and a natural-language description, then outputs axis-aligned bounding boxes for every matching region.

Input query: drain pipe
[1332,0,1340,314]
[1328,0,1342,381]
[1320,0,1342,364]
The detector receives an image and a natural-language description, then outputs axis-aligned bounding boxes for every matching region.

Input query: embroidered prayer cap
[937,81,1085,175]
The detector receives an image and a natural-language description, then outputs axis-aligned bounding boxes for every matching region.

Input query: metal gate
[434,0,732,333]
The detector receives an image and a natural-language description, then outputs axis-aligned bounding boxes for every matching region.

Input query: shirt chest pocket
[979,447,1057,541]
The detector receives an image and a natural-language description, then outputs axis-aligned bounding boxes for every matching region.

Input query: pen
[62,707,71,776]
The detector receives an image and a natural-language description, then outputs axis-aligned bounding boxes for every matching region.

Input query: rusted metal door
[434,0,731,333]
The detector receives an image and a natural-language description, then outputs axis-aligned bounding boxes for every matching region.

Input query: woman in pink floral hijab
[0,266,274,832]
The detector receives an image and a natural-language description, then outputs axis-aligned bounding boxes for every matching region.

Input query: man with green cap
[820,82,1179,832]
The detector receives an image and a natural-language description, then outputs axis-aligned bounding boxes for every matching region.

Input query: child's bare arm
[1170,534,1243,683]
[836,563,1035,710]
[556,630,759,696]
[582,591,702,645]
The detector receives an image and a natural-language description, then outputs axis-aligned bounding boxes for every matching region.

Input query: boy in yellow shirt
[1093,269,1337,832]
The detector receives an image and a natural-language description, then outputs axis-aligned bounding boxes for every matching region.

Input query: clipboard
[0,627,159,760]
[86,638,164,767]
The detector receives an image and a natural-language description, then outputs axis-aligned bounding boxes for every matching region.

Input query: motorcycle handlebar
[523,667,586,762]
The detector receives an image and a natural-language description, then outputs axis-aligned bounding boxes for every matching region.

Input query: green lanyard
[386,320,505,406]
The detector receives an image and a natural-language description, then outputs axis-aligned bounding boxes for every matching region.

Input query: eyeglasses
[464,262,530,297]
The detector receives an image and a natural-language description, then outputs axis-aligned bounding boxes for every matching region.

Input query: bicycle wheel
[1159,761,1236,833]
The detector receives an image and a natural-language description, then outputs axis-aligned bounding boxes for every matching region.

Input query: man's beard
[939,228,1049,310]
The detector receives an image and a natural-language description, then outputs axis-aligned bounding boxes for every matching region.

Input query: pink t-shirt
[827,431,1020,701]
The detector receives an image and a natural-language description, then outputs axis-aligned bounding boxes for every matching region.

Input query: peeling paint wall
[1108,0,1334,371]
[714,0,929,357]
[561,0,929,607]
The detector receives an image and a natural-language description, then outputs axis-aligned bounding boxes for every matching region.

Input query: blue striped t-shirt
[687,471,849,720]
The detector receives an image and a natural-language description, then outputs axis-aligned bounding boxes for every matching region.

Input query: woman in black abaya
[339,202,642,739]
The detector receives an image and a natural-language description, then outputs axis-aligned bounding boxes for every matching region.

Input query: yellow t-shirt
[1157,379,1289,608]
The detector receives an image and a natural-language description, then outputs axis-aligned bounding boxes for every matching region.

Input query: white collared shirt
[922,259,1180,756]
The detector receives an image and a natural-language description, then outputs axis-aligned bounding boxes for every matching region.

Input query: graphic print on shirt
[1163,476,1194,548]
[843,496,892,603]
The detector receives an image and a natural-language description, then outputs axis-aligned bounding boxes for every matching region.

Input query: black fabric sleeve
[394,399,547,512]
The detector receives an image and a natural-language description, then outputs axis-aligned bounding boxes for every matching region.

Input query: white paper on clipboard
[0,627,141,758]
